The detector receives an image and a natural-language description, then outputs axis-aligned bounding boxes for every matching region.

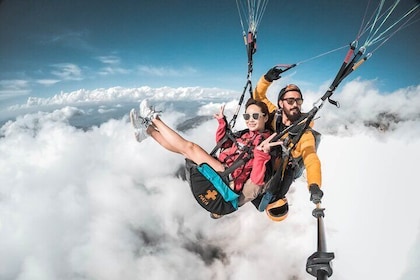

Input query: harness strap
[210,127,248,157]
[219,131,259,181]
[210,132,230,156]
[220,150,251,179]
[215,129,270,184]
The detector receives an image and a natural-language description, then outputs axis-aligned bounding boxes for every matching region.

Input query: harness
[276,116,321,179]
[185,126,269,215]
[212,128,259,185]
[255,114,321,211]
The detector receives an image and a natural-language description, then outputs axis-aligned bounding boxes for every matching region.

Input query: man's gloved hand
[264,66,282,82]
[309,184,323,204]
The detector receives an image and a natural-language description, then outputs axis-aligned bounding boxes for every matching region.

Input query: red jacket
[215,118,271,192]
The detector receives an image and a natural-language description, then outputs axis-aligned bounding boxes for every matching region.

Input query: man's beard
[285,108,301,123]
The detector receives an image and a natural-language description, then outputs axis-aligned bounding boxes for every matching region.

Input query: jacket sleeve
[250,148,271,186]
[253,75,277,114]
[215,117,228,143]
[294,131,322,188]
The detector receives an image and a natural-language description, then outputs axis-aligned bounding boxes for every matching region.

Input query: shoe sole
[130,109,140,129]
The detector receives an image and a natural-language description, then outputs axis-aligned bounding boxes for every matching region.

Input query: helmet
[265,197,289,222]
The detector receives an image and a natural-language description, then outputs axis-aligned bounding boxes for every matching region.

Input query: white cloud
[94,55,131,76]
[8,86,238,109]
[0,79,29,89]
[98,66,131,76]
[51,63,83,81]
[37,79,60,86]
[96,55,121,65]
[137,65,197,77]
[45,30,94,52]
[0,79,31,100]
[0,81,419,279]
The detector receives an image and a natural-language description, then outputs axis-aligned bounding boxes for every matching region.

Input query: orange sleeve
[253,76,277,114]
[292,131,322,187]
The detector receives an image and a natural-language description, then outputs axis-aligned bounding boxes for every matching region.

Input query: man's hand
[309,184,323,204]
[264,66,282,82]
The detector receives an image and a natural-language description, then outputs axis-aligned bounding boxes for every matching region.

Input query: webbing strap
[220,154,249,178]
[210,127,246,157]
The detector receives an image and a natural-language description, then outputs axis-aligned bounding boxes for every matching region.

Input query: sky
[0,81,420,280]
[0,0,419,110]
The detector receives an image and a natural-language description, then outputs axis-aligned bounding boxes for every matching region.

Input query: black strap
[220,150,251,178]
[217,130,268,181]
[210,125,246,157]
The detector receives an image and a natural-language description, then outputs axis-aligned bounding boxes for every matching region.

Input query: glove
[309,184,323,204]
[264,66,282,82]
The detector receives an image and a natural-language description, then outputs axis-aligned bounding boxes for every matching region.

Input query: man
[252,67,324,221]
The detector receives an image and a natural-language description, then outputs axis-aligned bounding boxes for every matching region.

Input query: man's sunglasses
[281,98,303,105]
[243,113,265,121]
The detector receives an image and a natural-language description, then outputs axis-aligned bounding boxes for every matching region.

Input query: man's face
[278,91,303,122]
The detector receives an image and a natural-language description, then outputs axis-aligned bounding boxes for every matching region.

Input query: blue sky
[0,0,419,108]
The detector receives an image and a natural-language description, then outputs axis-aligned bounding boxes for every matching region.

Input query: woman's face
[243,104,268,131]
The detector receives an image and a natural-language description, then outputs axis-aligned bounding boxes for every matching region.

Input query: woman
[129,98,280,217]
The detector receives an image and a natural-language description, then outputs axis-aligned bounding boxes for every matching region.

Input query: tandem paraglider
[129,0,419,279]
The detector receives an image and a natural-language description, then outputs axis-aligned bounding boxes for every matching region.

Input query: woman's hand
[257,133,283,153]
[213,104,225,120]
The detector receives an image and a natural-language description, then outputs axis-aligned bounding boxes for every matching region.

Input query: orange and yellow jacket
[253,76,322,188]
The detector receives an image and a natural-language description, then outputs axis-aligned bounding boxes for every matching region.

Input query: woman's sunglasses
[243,113,265,121]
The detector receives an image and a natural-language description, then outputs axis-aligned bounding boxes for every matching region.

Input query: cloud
[96,55,121,65]
[97,66,131,76]
[45,30,94,52]
[8,86,238,109]
[51,63,83,81]
[0,79,31,100]
[0,91,419,279]
[0,80,29,89]
[136,65,197,77]
[37,79,60,86]
[92,55,131,76]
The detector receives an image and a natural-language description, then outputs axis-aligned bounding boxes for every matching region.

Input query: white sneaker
[129,109,149,142]
[139,99,160,120]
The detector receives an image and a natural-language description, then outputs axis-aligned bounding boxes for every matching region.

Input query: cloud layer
[0,80,419,280]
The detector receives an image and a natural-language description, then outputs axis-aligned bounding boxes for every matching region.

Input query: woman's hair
[245,98,273,131]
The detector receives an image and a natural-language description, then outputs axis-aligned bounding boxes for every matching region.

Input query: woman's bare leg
[147,125,179,153]
[149,117,224,172]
